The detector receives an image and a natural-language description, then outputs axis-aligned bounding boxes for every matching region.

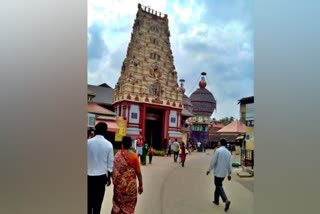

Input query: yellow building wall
[240,104,246,124]
[239,102,254,150]
[245,126,254,150]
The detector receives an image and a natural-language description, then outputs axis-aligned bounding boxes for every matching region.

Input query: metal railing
[240,149,254,169]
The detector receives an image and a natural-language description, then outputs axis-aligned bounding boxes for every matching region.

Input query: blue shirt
[208,146,232,178]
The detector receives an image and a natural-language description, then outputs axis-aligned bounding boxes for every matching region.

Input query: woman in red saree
[112,136,143,214]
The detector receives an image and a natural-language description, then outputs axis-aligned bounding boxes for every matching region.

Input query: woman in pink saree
[112,136,143,214]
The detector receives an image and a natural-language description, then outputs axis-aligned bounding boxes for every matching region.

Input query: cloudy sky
[88,0,253,120]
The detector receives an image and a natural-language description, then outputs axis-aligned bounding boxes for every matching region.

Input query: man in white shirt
[206,138,232,212]
[170,139,180,162]
[87,122,114,214]
[197,141,202,152]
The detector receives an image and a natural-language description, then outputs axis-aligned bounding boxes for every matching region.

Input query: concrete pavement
[101,150,253,214]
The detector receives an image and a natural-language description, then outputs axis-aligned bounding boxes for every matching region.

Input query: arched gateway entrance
[112,101,183,150]
[145,108,164,150]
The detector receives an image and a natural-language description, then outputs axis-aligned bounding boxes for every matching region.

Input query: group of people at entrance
[167,138,189,167]
[88,122,143,214]
[134,135,155,165]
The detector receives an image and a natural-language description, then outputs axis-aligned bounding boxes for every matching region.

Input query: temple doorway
[145,108,164,150]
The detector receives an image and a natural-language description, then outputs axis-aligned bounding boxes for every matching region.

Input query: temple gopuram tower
[113,4,183,150]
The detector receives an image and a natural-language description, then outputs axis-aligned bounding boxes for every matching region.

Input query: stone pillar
[127,104,131,123]
[165,109,170,139]
[123,105,127,120]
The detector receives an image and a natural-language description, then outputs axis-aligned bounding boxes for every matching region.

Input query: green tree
[219,116,234,125]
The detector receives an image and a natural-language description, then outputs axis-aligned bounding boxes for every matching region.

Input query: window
[131,112,138,119]
[246,120,254,127]
[170,117,176,123]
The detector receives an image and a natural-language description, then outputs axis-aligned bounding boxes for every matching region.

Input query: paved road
[101,150,253,214]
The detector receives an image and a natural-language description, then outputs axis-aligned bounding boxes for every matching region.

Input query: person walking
[170,139,180,162]
[112,136,143,214]
[206,138,232,212]
[136,135,144,163]
[178,145,182,163]
[197,141,202,152]
[167,139,172,157]
[180,142,188,167]
[87,122,114,214]
[141,143,148,165]
[148,145,155,164]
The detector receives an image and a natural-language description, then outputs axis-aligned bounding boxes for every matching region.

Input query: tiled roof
[209,121,225,129]
[88,84,114,105]
[181,108,194,117]
[87,89,96,96]
[217,120,246,133]
[99,83,112,88]
[182,94,193,113]
[88,103,116,116]
[209,134,239,142]
[190,88,216,116]
[96,115,116,121]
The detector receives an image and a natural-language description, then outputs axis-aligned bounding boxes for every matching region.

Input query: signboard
[87,113,96,128]
[115,116,127,142]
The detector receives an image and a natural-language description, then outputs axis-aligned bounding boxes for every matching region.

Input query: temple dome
[190,73,216,116]
[182,94,193,113]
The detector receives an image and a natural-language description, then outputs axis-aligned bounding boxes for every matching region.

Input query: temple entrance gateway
[112,5,184,147]
[145,109,164,150]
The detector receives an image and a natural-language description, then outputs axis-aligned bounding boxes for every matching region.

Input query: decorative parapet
[138,3,168,19]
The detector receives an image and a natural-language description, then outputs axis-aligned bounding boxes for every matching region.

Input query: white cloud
[88,0,168,27]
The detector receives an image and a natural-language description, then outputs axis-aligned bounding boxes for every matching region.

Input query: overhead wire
[204,74,218,118]
[186,73,201,96]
